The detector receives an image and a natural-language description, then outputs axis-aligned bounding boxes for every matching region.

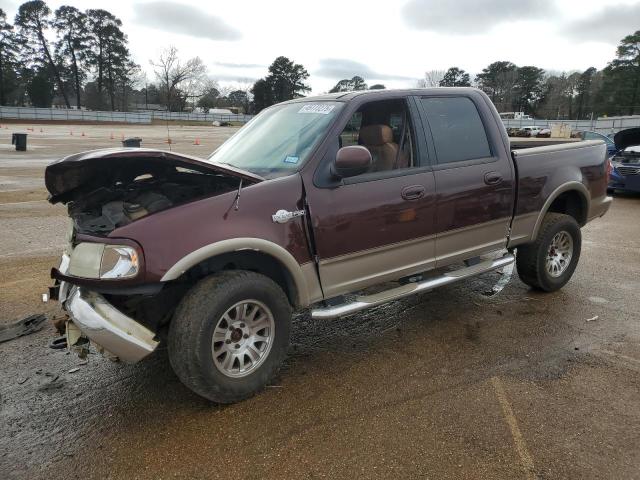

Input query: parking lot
[1,122,639,479]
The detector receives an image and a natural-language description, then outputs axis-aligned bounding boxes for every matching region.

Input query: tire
[168,270,291,403]
[516,213,582,292]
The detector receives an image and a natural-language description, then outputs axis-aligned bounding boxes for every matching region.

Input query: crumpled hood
[614,128,640,151]
[45,148,263,201]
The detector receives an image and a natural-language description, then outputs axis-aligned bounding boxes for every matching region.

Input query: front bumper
[65,287,159,363]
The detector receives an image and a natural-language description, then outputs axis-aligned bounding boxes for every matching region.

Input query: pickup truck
[46,88,611,403]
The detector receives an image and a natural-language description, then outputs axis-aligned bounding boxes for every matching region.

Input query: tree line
[1,1,638,118]
[0,1,135,110]
[420,31,640,118]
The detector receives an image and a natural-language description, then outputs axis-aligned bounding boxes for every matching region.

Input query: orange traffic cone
[193,138,200,145]
[166,138,172,144]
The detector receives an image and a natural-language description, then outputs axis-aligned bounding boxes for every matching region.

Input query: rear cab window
[419,97,492,165]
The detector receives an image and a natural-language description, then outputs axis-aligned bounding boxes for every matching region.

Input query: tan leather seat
[358,124,401,172]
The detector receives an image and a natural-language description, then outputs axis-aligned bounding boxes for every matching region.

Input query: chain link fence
[0,106,254,125]
[2,106,639,134]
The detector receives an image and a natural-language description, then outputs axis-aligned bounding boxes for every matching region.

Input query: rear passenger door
[414,94,515,266]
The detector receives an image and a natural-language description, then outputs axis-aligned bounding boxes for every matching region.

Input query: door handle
[484,172,503,186]
[401,185,425,201]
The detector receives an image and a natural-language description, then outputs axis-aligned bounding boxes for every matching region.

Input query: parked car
[576,130,618,156]
[46,88,612,403]
[520,126,544,137]
[608,127,640,193]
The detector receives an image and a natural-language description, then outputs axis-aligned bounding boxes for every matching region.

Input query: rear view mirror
[333,146,372,179]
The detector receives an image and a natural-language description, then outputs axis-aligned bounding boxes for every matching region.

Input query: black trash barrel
[122,137,142,148]
[12,133,28,151]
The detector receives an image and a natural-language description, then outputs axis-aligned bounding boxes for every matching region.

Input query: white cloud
[402,0,556,34]
[564,3,640,43]
[132,1,241,41]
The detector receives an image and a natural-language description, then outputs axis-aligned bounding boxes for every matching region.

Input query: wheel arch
[160,238,320,307]
[531,182,589,241]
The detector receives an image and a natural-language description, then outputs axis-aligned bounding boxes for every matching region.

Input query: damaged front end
[46,148,261,235]
[46,148,262,362]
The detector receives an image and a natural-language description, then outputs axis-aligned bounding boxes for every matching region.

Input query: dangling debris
[0,314,46,344]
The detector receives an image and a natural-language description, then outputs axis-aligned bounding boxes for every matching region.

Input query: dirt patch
[0,255,60,324]
[0,189,49,204]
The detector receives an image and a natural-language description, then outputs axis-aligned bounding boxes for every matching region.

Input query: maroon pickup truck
[46,88,611,403]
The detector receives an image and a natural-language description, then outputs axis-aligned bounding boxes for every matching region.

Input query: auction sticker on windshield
[298,104,335,114]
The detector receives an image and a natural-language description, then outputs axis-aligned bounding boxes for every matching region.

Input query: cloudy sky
[1,0,639,93]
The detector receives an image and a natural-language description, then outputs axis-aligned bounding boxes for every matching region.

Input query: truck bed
[510,137,582,149]
[508,139,609,246]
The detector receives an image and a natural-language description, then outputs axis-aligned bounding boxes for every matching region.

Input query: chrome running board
[311,253,515,319]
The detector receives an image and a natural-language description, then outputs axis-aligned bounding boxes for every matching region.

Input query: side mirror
[332,146,372,179]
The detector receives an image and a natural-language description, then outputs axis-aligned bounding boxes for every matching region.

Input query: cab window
[337,99,416,174]
[420,97,491,164]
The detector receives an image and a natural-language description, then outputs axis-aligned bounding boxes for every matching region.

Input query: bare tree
[151,46,206,112]
[417,70,446,88]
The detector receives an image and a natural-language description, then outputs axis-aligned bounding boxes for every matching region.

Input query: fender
[160,237,322,307]
[530,181,590,241]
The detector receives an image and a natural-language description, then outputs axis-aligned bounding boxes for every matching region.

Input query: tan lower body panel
[301,262,324,305]
[435,217,511,267]
[317,218,512,299]
[508,212,538,247]
[318,234,436,298]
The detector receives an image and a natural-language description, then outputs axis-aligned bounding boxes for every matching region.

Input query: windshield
[208,101,343,177]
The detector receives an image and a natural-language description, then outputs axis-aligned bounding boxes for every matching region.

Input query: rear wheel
[168,271,291,403]
[516,213,581,292]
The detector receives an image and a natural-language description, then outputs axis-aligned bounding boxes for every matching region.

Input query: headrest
[359,124,393,146]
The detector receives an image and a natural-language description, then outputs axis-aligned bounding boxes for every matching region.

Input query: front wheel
[516,213,582,292]
[168,271,291,403]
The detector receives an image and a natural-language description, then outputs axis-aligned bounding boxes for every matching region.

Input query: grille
[617,166,640,176]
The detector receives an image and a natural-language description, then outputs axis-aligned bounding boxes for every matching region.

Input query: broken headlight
[100,246,139,279]
[68,243,140,279]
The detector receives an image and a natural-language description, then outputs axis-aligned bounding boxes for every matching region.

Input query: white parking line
[491,376,537,480]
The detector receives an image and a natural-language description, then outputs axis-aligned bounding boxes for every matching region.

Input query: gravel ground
[0,122,639,479]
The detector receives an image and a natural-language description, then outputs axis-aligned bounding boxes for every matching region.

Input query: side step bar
[311,253,515,319]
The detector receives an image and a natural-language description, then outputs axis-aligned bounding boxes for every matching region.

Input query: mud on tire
[168,270,291,403]
[516,212,582,292]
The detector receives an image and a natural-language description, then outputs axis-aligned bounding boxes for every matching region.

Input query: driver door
[304,97,437,298]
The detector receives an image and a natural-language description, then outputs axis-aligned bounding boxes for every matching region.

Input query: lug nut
[235,344,240,349]
[225,339,231,344]
[240,323,245,328]
[228,326,234,331]
[243,334,249,339]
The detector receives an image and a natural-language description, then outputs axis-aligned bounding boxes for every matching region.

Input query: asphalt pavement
[1,192,639,480]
